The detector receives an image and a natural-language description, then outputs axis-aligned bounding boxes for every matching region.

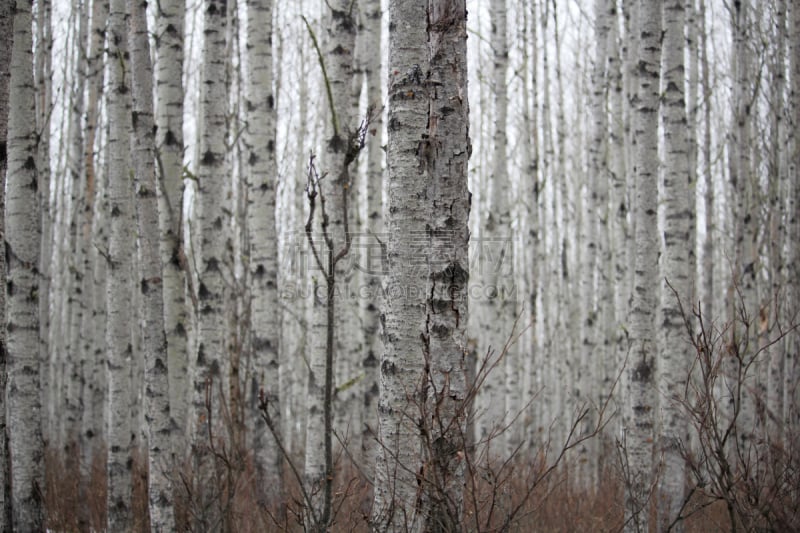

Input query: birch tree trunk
[0,2,12,528]
[193,0,228,444]
[372,0,428,528]
[579,0,610,486]
[361,0,383,474]
[244,0,282,506]
[786,0,800,429]
[81,0,109,483]
[624,0,661,530]
[728,0,757,450]
[65,1,89,452]
[766,0,787,440]
[657,0,691,528]
[700,0,714,328]
[304,2,358,525]
[608,0,631,459]
[154,0,188,452]
[475,0,515,452]
[105,0,135,528]
[421,1,470,529]
[36,0,53,448]
[5,1,43,529]
[129,3,175,529]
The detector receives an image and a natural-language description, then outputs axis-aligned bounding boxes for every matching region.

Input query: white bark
[244,0,282,505]
[786,0,800,428]
[475,0,515,453]
[727,0,757,450]
[372,1,428,528]
[34,0,53,448]
[304,2,358,524]
[657,0,691,528]
[81,0,109,482]
[0,1,12,528]
[154,0,188,452]
[129,3,175,529]
[624,0,661,530]
[420,1,470,529]
[766,0,787,440]
[360,0,383,474]
[5,1,44,529]
[105,0,135,528]
[193,0,228,443]
[65,1,89,451]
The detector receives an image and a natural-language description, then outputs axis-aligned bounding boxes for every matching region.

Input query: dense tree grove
[0,0,798,531]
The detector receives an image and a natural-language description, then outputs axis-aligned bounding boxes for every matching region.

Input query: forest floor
[44,446,733,532]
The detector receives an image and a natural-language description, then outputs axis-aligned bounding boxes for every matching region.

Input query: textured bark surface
[657,0,691,528]
[421,1,471,529]
[81,1,109,481]
[5,1,44,529]
[0,2,11,529]
[624,0,661,530]
[154,0,188,453]
[129,3,175,530]
[786,0,800,428]
[105,0,135,529]
[361,0,383,474]
[372,1,429,528]
[475,0,515,451]
[244,0,282,506]
[193,0,228,443]
[304,1,358,525]
[727,0,757,450]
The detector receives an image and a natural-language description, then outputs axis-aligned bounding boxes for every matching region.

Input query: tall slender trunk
[244,0,282,506]
[154,0,188,453]
[5,1,44,529]
[372,0,428,528]
[81,1,109,490]
[64,1,89,454]
[700,0,713,328]
[105,0,135,529]
[421,1,470,529]
[475,0,513,452]
[304,1,358,525]
[36,0,53,448]
[361,0,383,476]
[129,3,176,529]
[0,1,12,528]
[190,2,229,527]
[657,0,691,528]
[624,0,661,530]
[193,0,228,444]
[785,0,800,428]
[728,0,757,451]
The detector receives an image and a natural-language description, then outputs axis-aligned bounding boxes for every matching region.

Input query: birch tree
[372,0,428,527]
[129,2,175,529]
[193,0,228,443]
[624,0,661,529]
[421,0,471,528]
[302,1,361,525]
[105,0,135,528]
[475,0,514,449]
[657,0,691,527]
[786,0,800,428]
[5,0,43,529]
[154,0,188,450]
[81,0,109,482]
[244,0,282,506]
[360,0,383,471]
[0,2,12,528]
